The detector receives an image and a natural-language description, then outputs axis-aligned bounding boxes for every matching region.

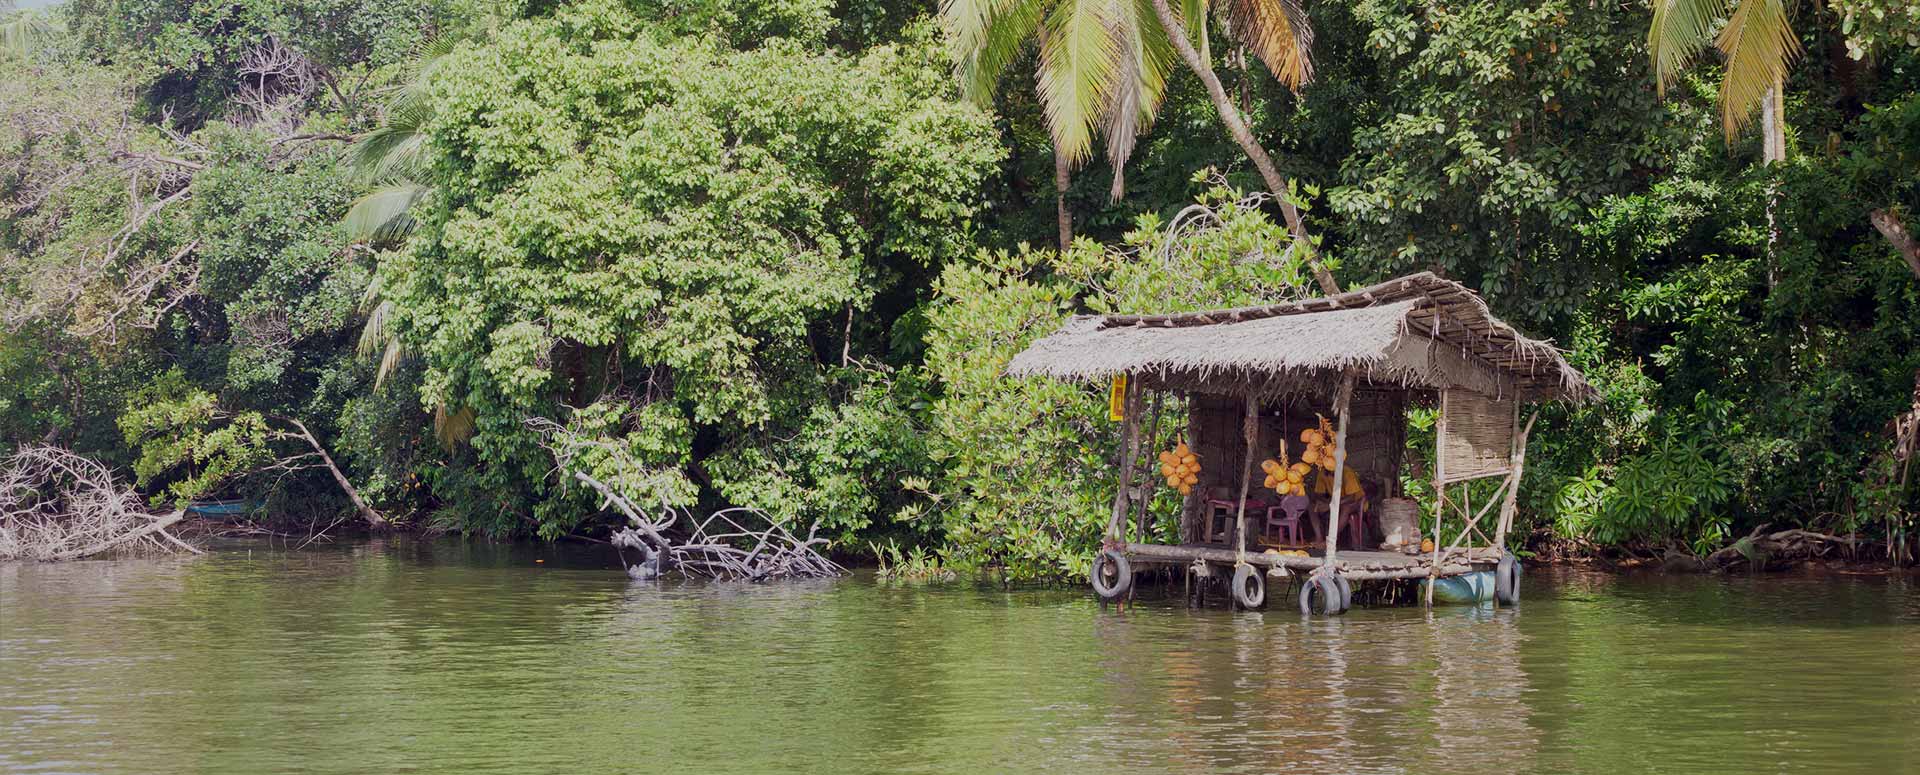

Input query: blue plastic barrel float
[1421,570,1497,605]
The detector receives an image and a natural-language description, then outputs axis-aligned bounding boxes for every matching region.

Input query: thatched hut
[1005,272,1593,613]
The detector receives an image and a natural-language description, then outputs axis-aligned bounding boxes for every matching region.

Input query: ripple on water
[2,543,1917,774]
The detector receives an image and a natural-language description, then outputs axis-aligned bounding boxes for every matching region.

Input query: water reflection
[2,541,1917,774]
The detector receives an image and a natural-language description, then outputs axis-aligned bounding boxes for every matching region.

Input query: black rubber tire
[1298,574,1340,615]
[1231,564,1266,609]
[1495,554,1521,605]
[1090,549,1132,602]
[1332,573,1353,614]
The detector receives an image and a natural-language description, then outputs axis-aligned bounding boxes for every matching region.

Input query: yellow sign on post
[1108,374,1128,421]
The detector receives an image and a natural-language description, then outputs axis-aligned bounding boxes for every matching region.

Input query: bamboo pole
[1428,390,1449,606]
[1107,376,1142,542]
[1324,373,1355,566]
[1181,395,1202,542]
[1136,389,1165,542]
[1234,394,1258,566]
[1494,413,1538,550]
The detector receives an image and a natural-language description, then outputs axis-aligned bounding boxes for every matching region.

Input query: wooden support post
[1136,389,1165,542]
[1428,390,1449,606]
[1180,393,1203,543]
[1494,413,1537,551]
[1234,394,1258,564]
[1324,373,1355,566]
[1107,376,1142,542]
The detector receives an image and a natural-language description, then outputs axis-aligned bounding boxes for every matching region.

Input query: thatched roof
[1005,272,1593,402]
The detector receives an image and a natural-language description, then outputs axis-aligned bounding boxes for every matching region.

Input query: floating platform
[1124,541,1502,581]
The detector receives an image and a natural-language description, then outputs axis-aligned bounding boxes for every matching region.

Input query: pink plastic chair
[1263,495,1309,545]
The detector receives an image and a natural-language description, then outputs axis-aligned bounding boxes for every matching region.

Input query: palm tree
[1649,0,1799,162]
[343,37,454,243]
[944,0,1338,294]
[947,0,1189,250]
[342,38,473,447]
[0,2,57,61]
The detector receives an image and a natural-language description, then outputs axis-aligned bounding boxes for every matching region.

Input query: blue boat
[184,499,251,518]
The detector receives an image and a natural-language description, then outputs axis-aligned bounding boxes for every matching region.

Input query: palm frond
[1104,0,1180,200]
[376,338,406,389]
[347,99,433,183]
[433,404,475,449]
[945,0,1047,105]
[357,297,410,389]
[1181,0,1210,66]
[0,10,55,60]
[1037,0,1123,163]
[1217,0,1313,89]
[1715,0,1798,141]
[357,298,395,359]
[1647,0,1727,96]
[344,183,429,245]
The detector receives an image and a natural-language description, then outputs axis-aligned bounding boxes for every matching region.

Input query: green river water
[2,537,1917,774]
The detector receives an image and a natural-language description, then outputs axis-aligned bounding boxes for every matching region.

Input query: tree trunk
[1055,144,1073,252]
[1036,23,1073,253]
[1761,75,1786,163]
[1146,0,1339,296]
[1870,209,1920,281]
[1107,378,1142,542]
[285,418,386,528]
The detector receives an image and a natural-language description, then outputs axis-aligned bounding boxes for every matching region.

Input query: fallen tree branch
[43,509,190,561]
[0,445,200,560]
[276,416,385,528]
[529,416,842,581]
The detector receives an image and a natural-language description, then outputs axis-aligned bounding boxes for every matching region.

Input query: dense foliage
[3,0,1916,571]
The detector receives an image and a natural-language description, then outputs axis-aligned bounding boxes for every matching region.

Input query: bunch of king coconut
[1259,447,1310,497]
[1158,441,1201,496]
[1263,417,1363,498]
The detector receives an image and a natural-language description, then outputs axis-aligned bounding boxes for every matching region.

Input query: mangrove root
[0,445,201,561]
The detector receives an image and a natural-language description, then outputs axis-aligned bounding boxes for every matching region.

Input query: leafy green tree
[1324,0,1694,320]
[375,3,1002,537]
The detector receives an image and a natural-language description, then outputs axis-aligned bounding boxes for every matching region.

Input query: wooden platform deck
[1125,541,1501,580]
